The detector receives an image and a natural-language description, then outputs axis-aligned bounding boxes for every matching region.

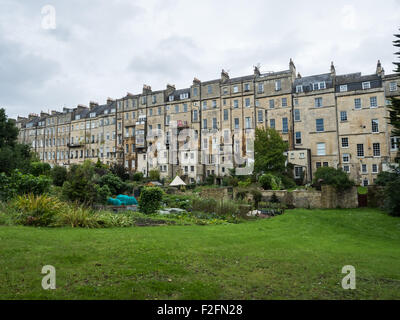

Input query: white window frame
[339,85,348,92]
[370,96,378,108]
[362,82,371,90]
[372,119,379,133]
[275,80,281,91]
[389,81,397,92]
[317,143,326,156]
[354,98,362,110]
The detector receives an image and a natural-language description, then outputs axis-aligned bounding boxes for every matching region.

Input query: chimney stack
[221,69,229,83]
[376,60,385,77]
[193,77,201,85]
[142,84,152,94]
[89,101,99,110]
[289,58,296,74]
[330,61,336,76]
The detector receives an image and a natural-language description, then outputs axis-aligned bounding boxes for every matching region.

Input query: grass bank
[0,208,399,299]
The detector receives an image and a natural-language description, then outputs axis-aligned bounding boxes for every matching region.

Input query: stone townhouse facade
[16,60,400,185]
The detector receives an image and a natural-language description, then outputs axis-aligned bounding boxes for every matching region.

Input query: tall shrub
[139,187,164,214]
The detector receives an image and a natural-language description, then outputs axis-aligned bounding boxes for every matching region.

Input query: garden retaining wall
[233,186,358,209]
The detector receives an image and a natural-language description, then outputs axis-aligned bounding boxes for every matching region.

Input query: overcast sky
[1,0,400,119]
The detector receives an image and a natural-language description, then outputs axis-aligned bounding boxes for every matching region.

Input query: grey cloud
[0,34,61,106]
[1,0,399,119]
[128,36,201,80]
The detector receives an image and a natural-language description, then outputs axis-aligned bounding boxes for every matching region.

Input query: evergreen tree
[388,29,400,138]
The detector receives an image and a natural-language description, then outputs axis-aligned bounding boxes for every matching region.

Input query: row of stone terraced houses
[16,60,400,186]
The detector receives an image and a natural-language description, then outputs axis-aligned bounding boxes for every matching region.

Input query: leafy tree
[0,108,18,149]
[313,167,354,192]
[0,170,51,201]
[138,187,163,214]
[132,172,144,182]
[254,127,288,175]
[29,162,51,176]
[109,163,129,181]
[99,173,126,195]
[375,170,399,187]
[149,169,160,181]
[205,174,216,185]
[51,165,67,187]
[0,109,36,174]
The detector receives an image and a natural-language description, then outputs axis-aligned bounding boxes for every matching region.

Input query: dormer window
[169,95,174,102]
[75,115,80,120]
[179,93,189,100]
[275,80,281,91]
[296,85,303,93]
[111,108,116,113]
[362,82,371,90]
[312,82,326,90]
[90,112,96,118]
[340,85,348,92]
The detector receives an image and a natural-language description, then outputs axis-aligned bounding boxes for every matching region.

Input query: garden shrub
[258,202,286,216]
[11,194,65,227]
[271,193,280,203]
[235,189,248,200]
[132,172,144,182]
[238,178,252,188]
[250,189,262,209]
[56,206,100,228]
[279,174,297,189]
[163,194,193,210]
[50,166,67,187]
[149,169,161,181]
[259,173,282,190]
[29,162,51,176]
[139,187,164,214]
[192,198,218,213]
[375,171,398,187]
[205,174,216,186]
[99,173,126,195]
[223,176,239,187]
[313,167,354,192]
[96,212,134,228]
[0,170,51,201]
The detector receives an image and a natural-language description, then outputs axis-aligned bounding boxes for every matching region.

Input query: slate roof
[293,73,334,92]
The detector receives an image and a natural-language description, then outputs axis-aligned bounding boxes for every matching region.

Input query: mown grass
[0,208,399,300]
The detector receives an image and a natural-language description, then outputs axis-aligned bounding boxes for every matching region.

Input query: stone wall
[200,187,231,200]
[234,186,358,209]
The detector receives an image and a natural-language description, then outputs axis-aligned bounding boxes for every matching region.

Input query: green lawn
[1,208,399,300]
